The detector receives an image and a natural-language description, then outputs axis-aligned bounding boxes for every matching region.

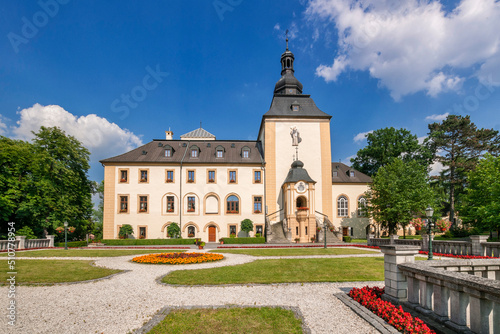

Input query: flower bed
[132,252,224,264]
[418,251,495,259]
[348,286,435,334]
[218,244,380,250]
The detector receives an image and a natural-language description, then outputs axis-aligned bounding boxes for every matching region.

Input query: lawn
[163,257,384,285]
[0,260,122,284]
[211,248,377,256]
[147,307,303,334]
[0,249,184,257]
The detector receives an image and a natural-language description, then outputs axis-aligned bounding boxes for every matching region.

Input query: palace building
[100,42,372,243]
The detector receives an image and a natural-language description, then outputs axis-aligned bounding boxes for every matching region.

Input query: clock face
[297,182,306,193]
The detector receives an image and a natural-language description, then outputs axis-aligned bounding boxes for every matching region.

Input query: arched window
[241,146,250,158]
[358,197,367,217]
[296,196,307,210]
[226,195,239,214]
[187,226,195,238]
[337,196,348,217]
[205,195,219,214]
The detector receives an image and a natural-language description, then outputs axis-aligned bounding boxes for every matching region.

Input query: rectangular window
[256,225,263,235]
[188,170,195,183]
[254,171,261,183]
[140,170,148,182]
[187,196,195,212]
[139,226,146,239]
[229,225,237,236]
[216,150,223,158]
[119,196,128,212]
[165,149,171,157]
[253,196,262,213]
[229,170,236,183]
[305,226,308,235]
[166,170,174,183]
[167,196,174,212]
[227,199,239,213]
[242,150,249,158]
[139,196,148,212]
[208,170,215,183]
[120,170,128,182]
[191,149,198,158]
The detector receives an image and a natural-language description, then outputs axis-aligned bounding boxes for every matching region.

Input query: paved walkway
[1,250,384,334]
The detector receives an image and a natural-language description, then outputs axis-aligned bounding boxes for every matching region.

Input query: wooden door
[208,226,216,242]
[342,227,349,237]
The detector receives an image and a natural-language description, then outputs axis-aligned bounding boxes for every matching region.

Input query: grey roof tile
[180,127,216,139]
[332,162,372,183]
[264,95,332,118]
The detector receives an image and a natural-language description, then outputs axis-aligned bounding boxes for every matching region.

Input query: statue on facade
[290,126,301,146]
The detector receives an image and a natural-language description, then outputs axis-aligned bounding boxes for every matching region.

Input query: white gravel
[1,251,383,334]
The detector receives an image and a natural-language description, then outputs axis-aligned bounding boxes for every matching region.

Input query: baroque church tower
[258,39,334,242]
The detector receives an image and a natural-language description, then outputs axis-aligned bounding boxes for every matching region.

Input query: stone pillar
[15,236,26,250]
[389,234,399,245]
[380,245,421,303]
[470,235,488,256]
[367,233,375,246]
[46,235,55,247]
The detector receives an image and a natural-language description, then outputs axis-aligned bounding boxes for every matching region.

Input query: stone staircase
[267,221,291,244]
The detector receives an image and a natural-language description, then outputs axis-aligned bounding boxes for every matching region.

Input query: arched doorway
[208,226,216,242]
[296,196,307,209]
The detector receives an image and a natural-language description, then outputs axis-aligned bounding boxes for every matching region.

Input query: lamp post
[425,206,434,260]
[64,221,68,250]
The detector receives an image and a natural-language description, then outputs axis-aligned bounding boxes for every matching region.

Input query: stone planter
[296,209,308,223]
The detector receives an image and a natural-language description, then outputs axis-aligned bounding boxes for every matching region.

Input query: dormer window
[333,171,338,177]
[292,105,299,111]
[164,145,173,157]
[241,147,250,158]
[190,145,200,158]
[350,171,355,177]
[215,145,225,158]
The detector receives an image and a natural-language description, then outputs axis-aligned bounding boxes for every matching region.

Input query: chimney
[165,130,173,140]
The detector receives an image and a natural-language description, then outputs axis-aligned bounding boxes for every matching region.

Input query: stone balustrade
[0,240,20,251]
[380,244,500,334]
[399,259,500,334]
[369,235,499,258]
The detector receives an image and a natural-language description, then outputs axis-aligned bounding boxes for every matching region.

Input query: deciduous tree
[351,127,434,176]
[366,159,435,236]
[428,115,500,224]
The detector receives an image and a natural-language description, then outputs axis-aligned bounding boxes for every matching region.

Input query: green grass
[101,239,195,245]
[0,260,122,284]
[0,249,184,257]
[211,248,377,256]
[147,307,303,334]
[351,239,368,243]
[163,257,384,285]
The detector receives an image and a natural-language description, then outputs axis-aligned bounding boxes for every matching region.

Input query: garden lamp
[425,206,434,260]
[64,221,68,250]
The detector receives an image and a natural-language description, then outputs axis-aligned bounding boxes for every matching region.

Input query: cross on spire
[285,29,289,50]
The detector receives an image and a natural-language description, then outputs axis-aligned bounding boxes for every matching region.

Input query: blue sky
[1,0,500,182]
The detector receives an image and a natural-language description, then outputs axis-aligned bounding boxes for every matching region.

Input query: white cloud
[429,161,444,176]
[12,104,143,162]
[343,154,356,165]
[425,113,449,122]
[274,23,281,31]
[417,136,427,144]
[353,130,373,143]
[306,0,500,100]
[0,115,7,136]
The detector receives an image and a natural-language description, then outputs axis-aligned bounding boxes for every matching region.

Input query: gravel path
[1,251,383,334]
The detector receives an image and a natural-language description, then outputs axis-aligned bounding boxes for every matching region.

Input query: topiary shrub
[343,236,352,243]
[240,219,254,237]
[119,224,134,239]
[167,222,181,238]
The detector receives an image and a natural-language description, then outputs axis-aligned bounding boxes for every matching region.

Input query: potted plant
[410,218,424,232]
[255,233,261,238]
[435,219,451,232]
[188,233,194,238]
[219,238,225,245]
[310,237,315,243]
[294,237,300,243]
[316,226,321,232]
[230,233,236,238]
[195,239,205,249]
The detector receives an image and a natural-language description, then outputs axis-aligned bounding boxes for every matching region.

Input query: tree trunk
[449,165,455,228]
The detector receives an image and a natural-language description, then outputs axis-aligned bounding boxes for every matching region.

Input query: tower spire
[285,29,289,50]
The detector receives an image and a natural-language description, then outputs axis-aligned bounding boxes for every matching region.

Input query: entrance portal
[208,226,216,242]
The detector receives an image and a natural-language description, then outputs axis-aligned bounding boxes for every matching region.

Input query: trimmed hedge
[220,237,266,244]
[54,241,88,248]
[343,236,352,243]
[101,239,196,245]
